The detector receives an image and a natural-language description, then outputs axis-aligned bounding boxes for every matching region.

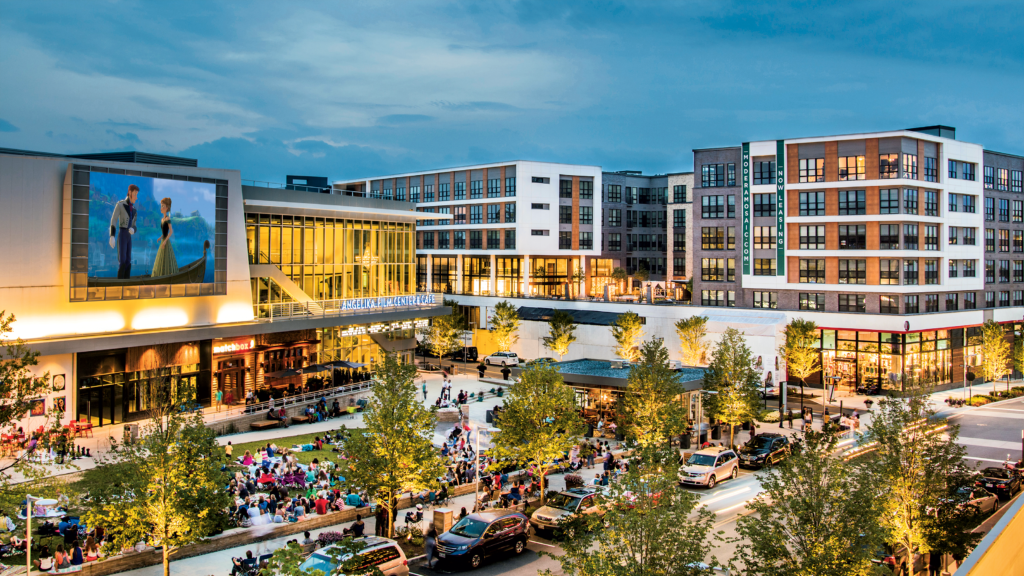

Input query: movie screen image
[87,172,216,286]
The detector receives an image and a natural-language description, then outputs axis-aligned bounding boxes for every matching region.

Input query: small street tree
[570,266,586,300]
[611,310,644,362]
[542,309,577,360]
[622,339,686,448]
[421,298,464,366]
[490,361,585,504]
[85,380,230,576]
[610,267,627,294]
[341,353,445,538]
[1014,334,1024,379]
[733,430,886,576]
[702,328,762,448]
[780,318,821,387]
[542,446,724,576]
[489,301,520,352]
[675,315,710,366]
[864,393,973,574]
[980,319,1011,383]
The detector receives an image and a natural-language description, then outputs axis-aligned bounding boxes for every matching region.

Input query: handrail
[204,379,377,423]
[254,293,444,321]
[243,179,333,194]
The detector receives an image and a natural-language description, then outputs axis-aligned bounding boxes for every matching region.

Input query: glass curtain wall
[495,257,522,297]
[531,258,574,297]
[431,256,458,294]
[463,257,491,295]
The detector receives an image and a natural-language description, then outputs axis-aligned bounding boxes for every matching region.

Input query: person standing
[107,183,139,279]
[422,381,428,401]
[425,527,438,569]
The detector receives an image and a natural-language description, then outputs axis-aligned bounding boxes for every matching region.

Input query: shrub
[318,531,345,546]
[968,396,992,406]
[759,410,781,423]
[564,474,585,489]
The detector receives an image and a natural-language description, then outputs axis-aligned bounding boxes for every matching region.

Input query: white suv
[483,351,519,366]
[679,447,739,489]
[298,536,409,576]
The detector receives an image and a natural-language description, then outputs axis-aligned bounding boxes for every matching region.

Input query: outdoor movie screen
[87,172,216,287]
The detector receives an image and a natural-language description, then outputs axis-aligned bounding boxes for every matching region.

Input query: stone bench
[291,415,313,424]
[250,420,284,431]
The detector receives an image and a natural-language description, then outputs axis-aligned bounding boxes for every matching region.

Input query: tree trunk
[162,546,170,576]
[729,424,735,449]
[539,470,547,505]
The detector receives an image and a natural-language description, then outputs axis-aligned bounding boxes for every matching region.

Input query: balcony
[254,293,445,321]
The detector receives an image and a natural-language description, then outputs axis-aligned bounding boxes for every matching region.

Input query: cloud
[377,114,434,125]
[104,130,143,146]
[99,119,157,130]
[432,101,521,112]
[0,118,19,132]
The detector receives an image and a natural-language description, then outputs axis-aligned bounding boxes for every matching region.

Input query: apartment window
[579,181,593,199]
[799,191,826,216]
[754,226,776,250]
[924,157,938,182]
[799,293,825,311]
[1014,261,1023,283]
[607,233,621,251]
[1015,291,1024,307]
[579,206,593,225]
[505,177,516,196]
[963,163,976,181]
[839,156,866,181]
[579,232,593,250]
[453,206,467,225]
[925,190,939,216]
[454,181,466,201]
[999,260,1010,282]
[964,292,976,309]
[754,258,777,276]
[382,186,391,199]
[1012,170,1023,193]
[437,231,449,249]
[438,182,450,201]
[673,209,686,228]
[423,184,435,202]
[559,205,572,224]
[487,230,500,249]
[559,231,572,249]
[701,258,726,282]
[532,176,550,184]
[880,188,900,214]
[839,294,865,313]
[799,259,826,283]
[999,291,1010,307]
[453,231,465,249]
[948,260,958,278]
[903,189,918,214]
[531,229,550,236]
[673,233,686,251]
[395,186,405,201]
[924,225,939,251]
[880,259,900,285]
[487,179,500,198]
[964,227,976,245]
[905,295,919,314]
[880,295,900,314]
[997,168,1010,191]
[948,193,959,213]
[925,260,939,284]
[607,184,622,203]
[1013,201,1023,223]
[985,292,996,308]
[997,199,1010,223]
[437,206,451,225]
[410,185,420,202]
[925,294,939,312]
[608,209,622,227]
[753,161,776,185]
[727,195,736,218]
[702,227,725,250]
[727,227,736,249]
[984,166,995,189]
[946,293,959,311]
[726,163,736,187]
[505,203,516,223]
[470,180,482,199]
[753,291,777,309]
[800,225,826,250]
[964,195,977,213]
[839,225,866,249]
[904,259,919,285]
[985,260,995,283]
[985,228,995,252]
[753,193,776,217]
[879,153,899,178]
[1000,229,1010,252]
[949,160,959,179]
[469,230,482,249]
[505,229,516,249]
[964,260,976,278]
[902,154,918,179]
[880,224,900,250]
[702,164,725,187]
[671,185,686,203]
[470,205,483,224]
[1014,231,1024,252]
[487,204,500,224]
[701,290,735,307]
[799,158,824,183]
[673,258,685,276]
[838,259,866,284]
[531,203,550,211]
[948,226,959,246]
[422,232,434,249]
[904,224,919,250]
[838,190,866,215]
[557,180,572,199]
[702,195,725,218]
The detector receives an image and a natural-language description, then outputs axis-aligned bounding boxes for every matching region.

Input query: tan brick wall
[788,190,800,217]
[866,186,880,214]
[787,144,799,184]
[919,261,927,286]
[788,256,799,284]
[866,221,880,250]
[825,141,838,182]
[825,257,839,284]
[825,223,839,250]
[917,140,925,180]
[867,257,879,285]
[499,228,505,250]
[825,189,838,216]
[500,166,506,195]
[866,138,879,180]
[571,176,580,250]
[788,222,800,249]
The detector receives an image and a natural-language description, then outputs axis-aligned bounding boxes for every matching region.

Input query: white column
[456,254,464,295]
[426,256,433,293]
[579,256,588,298]
[489,254,497,296]
[523,255,531,296]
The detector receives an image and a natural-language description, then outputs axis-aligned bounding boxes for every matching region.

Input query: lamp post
[25,495,58,576]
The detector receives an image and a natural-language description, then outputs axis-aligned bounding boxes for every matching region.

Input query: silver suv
[530,487,602,533]
[298,536,409,576]
[483,351,519,366]
[679,447,739,489]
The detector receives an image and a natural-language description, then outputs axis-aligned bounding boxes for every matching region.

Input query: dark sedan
[976,467,1021,500]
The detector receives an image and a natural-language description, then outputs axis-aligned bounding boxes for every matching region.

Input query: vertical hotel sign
[776,140,786,275]
[741,143,751,275]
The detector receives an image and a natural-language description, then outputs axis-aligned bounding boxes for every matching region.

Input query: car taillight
[403,560,408,565]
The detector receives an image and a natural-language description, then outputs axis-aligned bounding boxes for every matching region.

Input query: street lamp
[25,495,58,575]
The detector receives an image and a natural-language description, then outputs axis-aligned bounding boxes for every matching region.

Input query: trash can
[681,432,692,450]
[123,423,139,443]
[711,425,721,440]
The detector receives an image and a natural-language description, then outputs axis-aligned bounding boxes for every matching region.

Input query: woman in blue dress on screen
[152,197,179,277]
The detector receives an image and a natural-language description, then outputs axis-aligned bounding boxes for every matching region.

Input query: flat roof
[335,159,601,185]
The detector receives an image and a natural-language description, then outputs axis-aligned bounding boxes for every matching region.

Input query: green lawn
[226,430,343,467]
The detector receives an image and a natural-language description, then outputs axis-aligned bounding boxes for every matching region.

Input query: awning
[517,307,622,327]
[264,368,300,379]
[371,333,417,352]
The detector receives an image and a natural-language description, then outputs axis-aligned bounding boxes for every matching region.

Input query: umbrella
[301,364,332,373]
[264,368,300,379]
[344,361,367,368]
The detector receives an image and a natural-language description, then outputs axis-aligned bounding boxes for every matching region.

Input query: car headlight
[755,455,765,461]
[457,544,469,551]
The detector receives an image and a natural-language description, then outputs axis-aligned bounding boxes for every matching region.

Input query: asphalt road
[947,395,1024,468]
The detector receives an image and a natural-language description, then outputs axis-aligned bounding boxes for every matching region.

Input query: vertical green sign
[741,143,751,275]
[776,140,785,275]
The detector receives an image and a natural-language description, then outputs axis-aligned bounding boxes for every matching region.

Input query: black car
[435,510,530,569]
[738,433,792,469]
[444,346,479,362]
[976,467,1022,500]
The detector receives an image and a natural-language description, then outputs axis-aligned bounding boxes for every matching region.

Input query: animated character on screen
[152,197,179,277]
[108,183,139,279]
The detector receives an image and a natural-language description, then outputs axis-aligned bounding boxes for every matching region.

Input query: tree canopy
[421,298,464,362]
[622,338,686,448]
[611,310,644,362]
[702,328,762,447]
[980,319,1011,383]
[780,318,821,386]
[489,301,520,352]
[675,315,710,367]
[542,309,577,360]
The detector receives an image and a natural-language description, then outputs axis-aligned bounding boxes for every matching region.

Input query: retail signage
[776,140,786,275]
[214,339,255,355]
[341,319,429,338]
[340,294,436,311]
[741,143,751,275]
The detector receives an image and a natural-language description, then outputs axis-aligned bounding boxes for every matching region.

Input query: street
[948,395,1024,467]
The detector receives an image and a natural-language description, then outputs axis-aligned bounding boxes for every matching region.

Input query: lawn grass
[226,431,341,467]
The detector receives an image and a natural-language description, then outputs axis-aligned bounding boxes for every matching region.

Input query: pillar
[426,256,433,294]
[580,257,589,298]
[456,254,464,295]
[523,255,531,296]
[489,254,497,296]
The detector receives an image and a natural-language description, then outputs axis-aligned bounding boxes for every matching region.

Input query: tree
[489,301,520,352]
[1014,334,1024,378]
[340,353,445,538]
[611,310,644,362]
[610,267,627,295]
[262,540,384,576]
[864,393,973,573]
[780,319,821,387]
[84,380,230,576]
[542,309,577,360]
[702,328,762,448]
[675,315,710,367]
[541,446,724,576]
[919,467,986,567]
[980,319,1011,383]
[733,430,886,576]
[570,266,586,300]
[421,298,464,365]
[634,265,650,283]
[622,339,686,448]
[490,361,585,504]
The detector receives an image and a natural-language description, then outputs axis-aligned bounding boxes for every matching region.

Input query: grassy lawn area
[227,431,341,467]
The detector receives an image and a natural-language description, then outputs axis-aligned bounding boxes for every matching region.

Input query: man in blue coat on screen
[108,184,139,279]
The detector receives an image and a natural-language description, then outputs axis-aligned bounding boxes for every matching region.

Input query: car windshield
[687,454,717,467]
[299,552,337,574]
[746,437,773,450]
[982,468,1010,479]
[449,517,489,538]
[546,493,583,511]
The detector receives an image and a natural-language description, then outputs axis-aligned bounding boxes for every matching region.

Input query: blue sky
[1,1,1021,181]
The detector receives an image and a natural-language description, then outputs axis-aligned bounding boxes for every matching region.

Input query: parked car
[976,467,1022,500]
[530,487,603,534]
[679,447,740,488]
[954,486,1000,514]
[298,536,409,576]
[444,346,479,362]
[525,357,556,366]
[483,351,519,366]
[738,433,792,469]
[436,510,531,569]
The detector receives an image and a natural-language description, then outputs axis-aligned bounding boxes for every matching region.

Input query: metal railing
[254,293,444,321]
[243,179,333,194]
[204,379,377,423]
